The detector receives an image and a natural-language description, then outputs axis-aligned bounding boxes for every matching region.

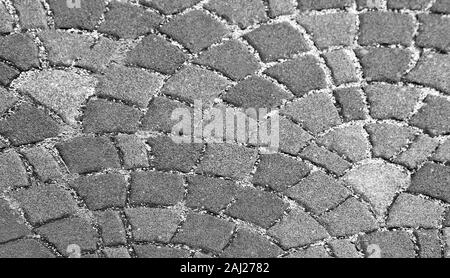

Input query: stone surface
[433,139,450,163]
[300,143,352,176]
[298,0,353,10]
[23,147,62,182]
[415,229,442,258]
[416,14,450,52]
[276,117,313,155]
[116,134,149,170]
[394,135,439,169]
[387,0,431,9]
[103,247,130,258]
[134,245,190,258]
[0,239,54,258]
[205,0,267,29]
[0,151,28,191]
[406,53,450,95]
[410,95,450,136]
[366,123,417,159]
[408,163,450,203]
[0,62,19,86]
[0,34,39,70]
[324,49,358,85]
[334,87,367,122]
[431,0,450,13]
[268,0,296,17]
[222,229,282,258]
[13,0,47,30]
[0,199,31,243]
[140,0,202,15]
[0,2,13,34]
[95,210,127,246]
[358,231,416,258]
[287,246,331,258]
[0,88,16,115]
[329,239,360,258]
[48,0,106,30]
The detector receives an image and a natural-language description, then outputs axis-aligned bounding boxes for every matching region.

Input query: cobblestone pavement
[0,0,449,259]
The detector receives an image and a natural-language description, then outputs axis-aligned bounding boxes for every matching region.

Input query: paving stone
[103,247,130,258]
[414,229,441,258]
[253,154,310,192]
[0,151,28,191]
[36,217,98,255]
[0,62,19,86]
[173,213,235,252]
[48,0,106,30]
[431,0,450,13]
[344,161,410,216]
[388,193,444,228]
[329,239,360,258]
[356,47,412,82]
[161,10,229,53]
[0,199,31,243]
[130,171,184,206]
[195,40,260,81]
[125,34,187,75]
[359,12,415,46]
[416,14,450,52]
[0,239,54,258]
[0,2,13,34]
[287,246,331,258]
[366,123,417,159]
[410,95,450,136]
[222,229,283,258]
[82,99,142,134]
[407,54,450,95]
[298,13,357,49]
[148,135,203,173]
[445,228,450,258]
[387,0,431,9]
[445,210,450,226]
[98,1,162,39]
[319,197,378,237]
[268,208,329,249]
[126,208,181,243]
[276,117,313,155]
[282,92,341,135]
[95,210,126,246]
[297,0,353,10]
[0,88,17,115]
[134,245,190,258]
[394,135,439,169]
[300,143,352,176]
[334,87,367,122]
[433,139,450,163]
[205,0,267,29]
[116,134,149,170]
[23,147,62,182]
[358,231,415,258]
[71,173,127,210]
[324,49,358,85]
[139,0,201,15]
[186,176,238,213]
[16,70,97,125]
[13,0,47,30]
[0,33,39,70]
[223,76,291,112]
[317,125,371,163]
[408,162,450,202]
[226,187,287,228]
[365,84,421,120]
[57,136,121,174]
[287,171,351,215]
[162,65,231,107]
[197,144,257,180]
[76,37,120,73]
[268,0,296,17]
[245,22,309,63]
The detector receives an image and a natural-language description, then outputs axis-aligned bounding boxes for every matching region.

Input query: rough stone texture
[116,134,149,170]
[431,0,450,13]
[415,229,441,259]
[324,49,358,85]
[0,239,54,258]
[268,0,296,17]
[222,229,282,258]
[57,136,121,174]
[140,0,202,15]
[334,88,367,122]
[0,199,31,243]
[406,53,450,95]
[0,2,13,34]
[245,22,309,62]
[319,197,378,237]
[95,210,127,246]
[366,123,417,159]
[172,213,235,252]
[276,117,313,155]
[253,154,310,192]
[205,0,267,29]
[287,171,351,215]
[408,163,450,203]
[358,231,416,258]
[298,0,353,10]
[433,139,450,163]
[416,14,450,52]
[410,95,450,136]
[103,247,131,258]
[344,161,410,216]
[23,147,62,183]
[0,62,19,86]
[287,245,331,258]
[126,208,181,243]
[13,0,47,30]
[125,34,187,75]
[298,13,357,49]
[300,143,352,176]
[0,33,39,70]
[0,88,17,115]
[48,0,106,30]
[134,245,190,258]
[160,10,229,53]
[329,239,360,258]
[130,171,184,206]
[387,0,431,9]
[394,135,439,169]
[0,151,29,191]
[359,12,415,46]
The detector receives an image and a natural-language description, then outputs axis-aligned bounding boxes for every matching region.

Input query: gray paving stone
[222,229,283,258]
[387,0,431,9]
[0,199,31,243]
[300,143,352,176]
[298,0,353,10]
[161,10,229,53]
[116,134,149,170]
[358,231,415,258]
[268,0,296,17]
[103,247,130,258]
[324,49,358,85]
[276,117,313,155]
[408,162,450,203]
[365,84,421,120]
[75,37,120,73]
[23,147,62,183]
[0,62,19,86]
[319,197,378,237]
[36,217,98,255]
[0,88,17,115]
[414,229,441,258]
[245,22,309,62]
[0,2,13,34]
[366,123,417,159]
[226,187,288,228]
[57,136,121,174]
[298,13,357,49]
[334,87,368,122]
[416,14,450,52]
[394,135,439,169]
[0,151,28,191]
[126,208,181,243]
[139,0,201,15]
[445,228,450,258]
[98,1,162,39]
[287,245,331,258]
[287,171,351,215]
[268,208,329,248]
[433,139,450,163]
[205,0,267,29]
[410,95,450,136]
[431,0,450,13]
[356,47,412,82]
[406,53,450,95]
[359,12,415,46]
[71,173,127,210]
[282,92,341,135]
[134,245,190,258]
[329,239,360,258]
[444,210,450,226]
[173,213,235,252]
[253,154,310,192]
[125,34,187,75]
[130,171,184,206]
[0,239,54,258]
[48,0,106,30]
[12,0,47,30]
[95,210,126,246]
[0,33,39,70]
